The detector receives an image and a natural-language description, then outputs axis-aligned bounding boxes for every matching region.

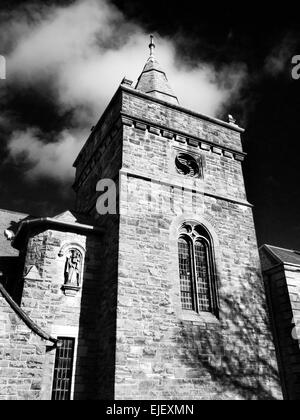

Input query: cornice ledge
[121,85,245,134]
[120,112,246,161]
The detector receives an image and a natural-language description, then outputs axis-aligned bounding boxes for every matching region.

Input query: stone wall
[73,85,283,399]
[0,295,46,400]
[74,92,124,399]
[116,192,281,399]
[0,214,105,400]
[122,88,244,152]
[23,226,104,400]
[93,213,119,400]
[263,264,300,400]
[114,103,282,398]
[73,93,122,214]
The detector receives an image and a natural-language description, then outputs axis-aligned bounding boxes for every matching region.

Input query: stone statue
[64,249,81,287]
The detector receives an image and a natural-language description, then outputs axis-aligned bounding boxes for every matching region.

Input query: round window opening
[175,153,200,177]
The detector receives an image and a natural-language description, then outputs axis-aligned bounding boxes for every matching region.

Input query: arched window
[178,222,218,316]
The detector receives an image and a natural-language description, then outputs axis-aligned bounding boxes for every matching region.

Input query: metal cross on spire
[149,35,156,57]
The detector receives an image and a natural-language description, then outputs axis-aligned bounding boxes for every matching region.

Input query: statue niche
[62,248,83,296]
[64,249,82,287]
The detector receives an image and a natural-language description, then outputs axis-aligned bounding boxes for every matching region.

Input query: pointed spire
[135,36,179,105]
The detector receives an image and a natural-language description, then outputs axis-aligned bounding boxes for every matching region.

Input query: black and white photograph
[0,0,300,403]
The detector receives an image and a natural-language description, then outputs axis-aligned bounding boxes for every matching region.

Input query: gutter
[0,283,57,345]
[12,217,104,250]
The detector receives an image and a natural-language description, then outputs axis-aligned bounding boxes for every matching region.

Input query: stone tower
[71,37,283,400]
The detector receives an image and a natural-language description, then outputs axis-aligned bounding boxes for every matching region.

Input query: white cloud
[3,0,248,182]
[8,128,84,182]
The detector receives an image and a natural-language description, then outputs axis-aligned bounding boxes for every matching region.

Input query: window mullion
[191,239,199,313]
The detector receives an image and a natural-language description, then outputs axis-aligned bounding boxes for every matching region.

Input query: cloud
[169,61,247,117]
[7,128,84,182]
[264,34,298,77]
[2,0,248,182]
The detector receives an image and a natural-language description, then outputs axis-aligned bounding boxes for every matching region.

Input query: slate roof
[261,244,300,266]
[0,209,29,257]
[135,55,179,105]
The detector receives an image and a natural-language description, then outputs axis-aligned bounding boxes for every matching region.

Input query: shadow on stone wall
[70,236,282,400]
[1,216,32,303]
[73,214,119,400]
[0,256,24,302]
[177,270,283,400]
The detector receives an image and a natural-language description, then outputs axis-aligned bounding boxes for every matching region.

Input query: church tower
[73,37,282,399]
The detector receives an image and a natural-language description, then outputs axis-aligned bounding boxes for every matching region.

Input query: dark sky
[1,0,300,249]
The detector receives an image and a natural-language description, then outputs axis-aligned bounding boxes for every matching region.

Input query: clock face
[175,153,200,177]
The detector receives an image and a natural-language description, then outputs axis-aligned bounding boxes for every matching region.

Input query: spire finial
[149,35,155,57]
